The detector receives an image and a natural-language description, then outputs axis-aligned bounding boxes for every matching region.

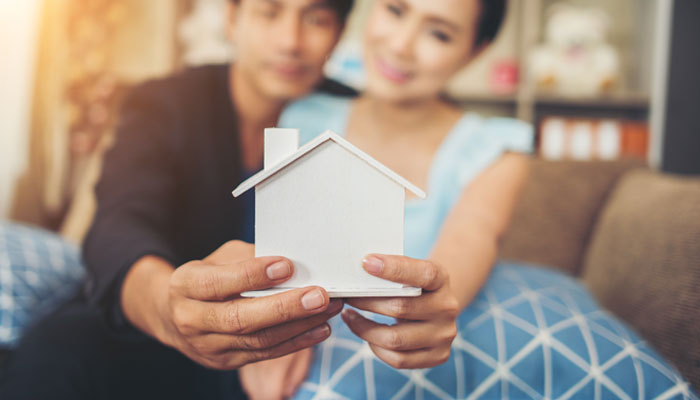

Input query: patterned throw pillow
[295,263,697,400]
[0,221,85,347]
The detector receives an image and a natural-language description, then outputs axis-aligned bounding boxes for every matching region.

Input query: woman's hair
[474,0,507,48]
[229,0,355,23]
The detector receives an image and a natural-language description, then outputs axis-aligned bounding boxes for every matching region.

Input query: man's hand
[239,347,314,400]
[343,255,458,369]
[122,240,342,370]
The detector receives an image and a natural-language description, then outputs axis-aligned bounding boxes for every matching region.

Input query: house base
[241,286,422,298]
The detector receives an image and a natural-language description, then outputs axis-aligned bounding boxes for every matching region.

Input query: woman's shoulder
[279,93,353,144]
[436,113,534,188]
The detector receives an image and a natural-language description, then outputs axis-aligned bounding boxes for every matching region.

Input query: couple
[2,0,525,398]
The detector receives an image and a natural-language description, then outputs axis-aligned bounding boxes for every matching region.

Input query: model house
[232,128,426,297]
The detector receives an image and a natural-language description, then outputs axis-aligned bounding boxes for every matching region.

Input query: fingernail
[326,300,343,314]
[301,289,325,310]
[266,260,291,280]
[363,256,384,275]
[342,309,357,321]
[305,324,330,340]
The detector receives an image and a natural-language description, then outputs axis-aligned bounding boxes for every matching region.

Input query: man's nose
[276,14,303,55]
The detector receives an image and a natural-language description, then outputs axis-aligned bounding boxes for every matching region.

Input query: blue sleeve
[454,116,534,187]
[278,93,352,145]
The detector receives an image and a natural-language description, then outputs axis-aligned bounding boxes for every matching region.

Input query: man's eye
[431,29,452,43]
[305,12,334,27]
[255,6,278,19]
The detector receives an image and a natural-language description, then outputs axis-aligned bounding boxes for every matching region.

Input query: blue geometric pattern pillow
[0,221,85,347]
[295,263,697,400]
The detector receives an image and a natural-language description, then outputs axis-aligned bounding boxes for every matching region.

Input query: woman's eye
[431,29,452,43]
[386,3,403,17]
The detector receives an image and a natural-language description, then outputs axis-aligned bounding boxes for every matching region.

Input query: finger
[204,240,255,264]
[195,300,343,352]
[238,322,332,366]
[346,291,453,321]
[369,342,452,369]
[183,294,340,336]
[284,348,313,397]
[173,256,294,300]
[362,255,446,291]
[209,287,336,334]
[341,309,450,351]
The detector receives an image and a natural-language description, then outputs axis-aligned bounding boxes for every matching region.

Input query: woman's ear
[457,40,489,71]
[468,41,490,63]
[226,1,238,41]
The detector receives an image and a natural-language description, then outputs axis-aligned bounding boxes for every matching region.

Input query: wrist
[121,255,175,344]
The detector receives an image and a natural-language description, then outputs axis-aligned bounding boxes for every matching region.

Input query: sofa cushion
[0,221,85,347]
[294,263,696,400]
[582,170,700,390]
[500,159,645,275]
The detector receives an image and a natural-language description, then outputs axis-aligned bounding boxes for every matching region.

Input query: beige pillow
[582,170,700,390]
[499,159,645,275]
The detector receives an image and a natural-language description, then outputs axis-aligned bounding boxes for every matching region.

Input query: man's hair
[229,0,355,23]
[474,0,506,48]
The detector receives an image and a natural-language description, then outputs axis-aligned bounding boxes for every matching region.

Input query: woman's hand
[239,347,314,400]
[343,255,459,369]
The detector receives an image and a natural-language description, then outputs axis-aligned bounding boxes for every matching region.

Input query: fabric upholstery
[294,263,697,399]
[0,221,84,347]
[582,170,700,391]
[500,159,646,275]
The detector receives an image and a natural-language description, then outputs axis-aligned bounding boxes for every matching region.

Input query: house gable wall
[255,141,404,290]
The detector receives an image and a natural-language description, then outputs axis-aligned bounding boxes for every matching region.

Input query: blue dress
[278,94,696,400]
[280,93,534,261]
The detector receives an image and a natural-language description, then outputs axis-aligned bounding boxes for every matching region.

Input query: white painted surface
[264,128,298,169]
[0,1,42,217]
[245,140,417,297]
[649,0,674,169]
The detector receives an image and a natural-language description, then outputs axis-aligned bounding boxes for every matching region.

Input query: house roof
[232,130,426,199]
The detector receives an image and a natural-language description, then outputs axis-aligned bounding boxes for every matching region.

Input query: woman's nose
[388,20,419,60]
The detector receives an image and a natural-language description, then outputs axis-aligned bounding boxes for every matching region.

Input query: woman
[239,0,694,399]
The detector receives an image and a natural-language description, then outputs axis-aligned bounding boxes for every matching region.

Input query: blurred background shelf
[3,0,698,225]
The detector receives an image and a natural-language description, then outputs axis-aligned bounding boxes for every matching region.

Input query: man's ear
[226,1,238,41]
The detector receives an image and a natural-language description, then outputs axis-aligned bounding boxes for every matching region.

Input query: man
[0,0,353,398]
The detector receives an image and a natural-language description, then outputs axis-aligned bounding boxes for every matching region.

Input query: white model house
[232,128,426,297]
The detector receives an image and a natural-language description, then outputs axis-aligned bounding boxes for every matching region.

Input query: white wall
[0,0,43,218]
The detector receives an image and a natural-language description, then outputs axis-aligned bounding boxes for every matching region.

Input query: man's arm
[83,81,181,331]
[83,80,343,369]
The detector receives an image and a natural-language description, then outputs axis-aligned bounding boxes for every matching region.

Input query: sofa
[499,159,700,391]
[1,159,698,392]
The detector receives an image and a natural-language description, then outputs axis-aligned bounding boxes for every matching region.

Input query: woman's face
[364,0,482,103]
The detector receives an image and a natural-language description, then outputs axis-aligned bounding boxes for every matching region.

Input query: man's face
[229,0,344,101]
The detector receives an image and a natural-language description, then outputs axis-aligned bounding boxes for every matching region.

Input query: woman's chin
[364,85,435,106]
[364,81,408,101]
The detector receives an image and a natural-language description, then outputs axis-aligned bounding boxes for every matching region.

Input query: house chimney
[264,128,299,169]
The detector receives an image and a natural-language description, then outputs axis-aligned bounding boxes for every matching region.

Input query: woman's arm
[430,153,530,309]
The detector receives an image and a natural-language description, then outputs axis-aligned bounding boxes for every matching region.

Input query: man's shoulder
[126,64,229,106]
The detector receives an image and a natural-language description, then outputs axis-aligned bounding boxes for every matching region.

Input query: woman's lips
[375,57,412,84]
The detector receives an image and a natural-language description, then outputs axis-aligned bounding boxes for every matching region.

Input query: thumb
[284,348,314,397]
